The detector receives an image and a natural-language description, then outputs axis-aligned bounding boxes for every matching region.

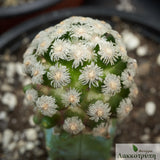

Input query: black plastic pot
[0,7,160,52]
[0,0,61,17]
[0,0,84,34]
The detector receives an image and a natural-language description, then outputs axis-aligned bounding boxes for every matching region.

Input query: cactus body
[23,16,138,160]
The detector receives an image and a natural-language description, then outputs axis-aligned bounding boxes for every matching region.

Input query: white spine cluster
[36,37,52,56]
[62,88,81,107]
[102,74,121,96]
[47,64,70,88]
[63,116,85,134]
[117,98,133,119]
[87,101,111,122]
[31,62,46,84]
[98,42,118,65]
[127,58,138,72]
[25,88,38,104]
[79,62,103,88]
[68,44,91,68]
[23,55,37,74]
[36,96,58,117]
[93,123,108,136]
[72,24,92,39]
[129,83,138,99]
[121,69,135,88]
[50,39,70,61]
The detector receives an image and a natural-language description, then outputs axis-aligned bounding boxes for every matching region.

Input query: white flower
[117,98,133,119]
[129,83,138,99]
[121,69,135,88]
[25,89,38,104]
[50,39,70,61]
[36,96,58,117]
[63,116,85,135]
[102,74,121,96]
[87,101,111,122]
[23,55,37,74]
[62,88,81,107]
[31,62,46,84]
[68,44,92,68]
[47,63,70,88]
[98,41,118,65]
[79,62,103,88]
[93,123,108,136]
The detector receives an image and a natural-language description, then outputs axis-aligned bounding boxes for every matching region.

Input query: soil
[0,18,160,160]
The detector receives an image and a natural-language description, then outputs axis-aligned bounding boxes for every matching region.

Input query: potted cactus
[23,16,138,160]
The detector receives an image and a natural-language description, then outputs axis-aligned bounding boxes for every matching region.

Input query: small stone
[117,0,134,12]
[137,62,151,76]
[29,115,35,126]
[157,54,160,66]
[13,132,20,142]
[136,45,147,57]
[16,62,25,76]
[153,124,160,134]
[25,128,38,141]
[3,50,11,61]
[134,108,147,125]
[18,140,26,154]
[140,134,150,142]
[2,129,14,148]
[13,151,19,160]
[145,101,156,116]
[8,142,16,151]
[0,111,7,120]
[122,30,140,50]
[35,140,40,145]
[155,136,160,143]
[144,127,150,134]
[1,84,13,92]
[6,62,16,78]
[1,92,17,110]
[150,87,156,94]
[11,118,17,124]
[22,37,30,45]
[26,142,35,150]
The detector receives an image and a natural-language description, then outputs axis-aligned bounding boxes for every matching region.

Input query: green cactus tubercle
[23,16,138,136]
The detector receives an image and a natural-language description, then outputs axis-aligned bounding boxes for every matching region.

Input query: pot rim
[0,6,160,50]
[0,0,61,18]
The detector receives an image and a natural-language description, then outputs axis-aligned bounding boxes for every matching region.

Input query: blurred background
[0,0,160,159]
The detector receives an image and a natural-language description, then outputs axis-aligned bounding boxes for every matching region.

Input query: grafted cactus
[23,16,138,160]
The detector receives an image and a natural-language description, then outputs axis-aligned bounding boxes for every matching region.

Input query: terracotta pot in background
[0,0,84,34]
